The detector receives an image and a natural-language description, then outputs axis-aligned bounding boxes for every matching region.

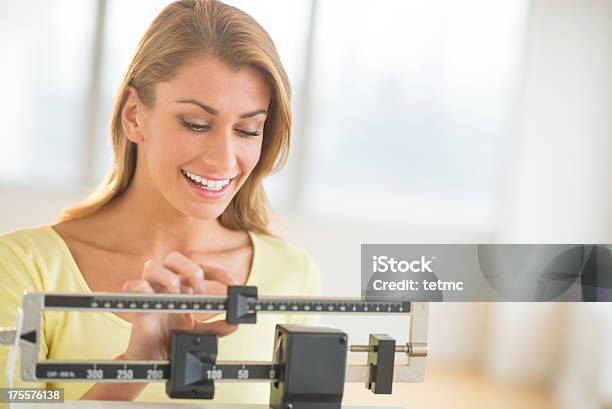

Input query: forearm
[79,354,147,401]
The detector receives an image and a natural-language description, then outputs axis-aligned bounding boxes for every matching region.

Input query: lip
[182,171,233,199]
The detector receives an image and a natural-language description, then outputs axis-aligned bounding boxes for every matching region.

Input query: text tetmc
[372,279,464,291]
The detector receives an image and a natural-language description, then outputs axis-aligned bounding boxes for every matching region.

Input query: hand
[121,251,239,361]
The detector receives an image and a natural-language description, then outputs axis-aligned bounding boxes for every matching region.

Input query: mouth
[180,169,233,193]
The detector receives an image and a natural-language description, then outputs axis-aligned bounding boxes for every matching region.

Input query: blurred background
[1,0,612,408]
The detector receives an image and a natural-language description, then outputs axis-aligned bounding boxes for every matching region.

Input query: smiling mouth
[181,169,232,192]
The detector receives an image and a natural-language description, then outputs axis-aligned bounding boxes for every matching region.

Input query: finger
[192,312,219,322]
[143,260,182,293]
[151,282,195,295]
[173,280,226,296]
[123,279,155,294]
[164,252,205,293]
[198,264,242,286]
[201,279,228,295]
[194,319,238,337]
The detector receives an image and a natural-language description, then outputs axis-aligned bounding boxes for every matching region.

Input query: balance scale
[0,286,429,409]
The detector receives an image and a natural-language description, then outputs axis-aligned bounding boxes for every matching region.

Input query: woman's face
[131,55,271,220]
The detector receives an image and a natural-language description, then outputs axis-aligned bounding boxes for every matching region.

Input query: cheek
[238,140,263,173]
[143,123,194,176]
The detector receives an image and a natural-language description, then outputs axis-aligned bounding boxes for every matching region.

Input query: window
[302,0,529,228]
[0,0,97,188]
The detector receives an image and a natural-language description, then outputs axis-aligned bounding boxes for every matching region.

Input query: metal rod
[350,342,428,357]
[0,327,16,345]
[350,344,408,353]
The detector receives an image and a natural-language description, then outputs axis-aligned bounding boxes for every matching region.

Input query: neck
[93,171,227,258]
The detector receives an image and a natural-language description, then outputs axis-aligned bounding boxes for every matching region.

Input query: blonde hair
[58,0,291,236]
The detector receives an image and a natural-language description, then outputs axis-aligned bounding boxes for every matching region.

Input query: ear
[121,87,146,143]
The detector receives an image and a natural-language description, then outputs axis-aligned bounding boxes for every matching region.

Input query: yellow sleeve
[287,253,322,325]
[0,240,48,389]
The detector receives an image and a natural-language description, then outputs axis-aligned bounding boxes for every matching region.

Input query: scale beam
[0,286,429,409]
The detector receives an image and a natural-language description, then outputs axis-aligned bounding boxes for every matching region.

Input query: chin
[183,206,226,220]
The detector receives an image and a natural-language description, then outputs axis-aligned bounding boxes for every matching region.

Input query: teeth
[182,170,230,191]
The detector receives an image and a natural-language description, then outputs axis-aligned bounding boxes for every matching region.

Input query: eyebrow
[176,99,267,119]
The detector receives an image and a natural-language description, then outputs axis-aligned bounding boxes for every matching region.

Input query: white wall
[0,186,84,232]
[495,0,612,407]
[501,0,612,242]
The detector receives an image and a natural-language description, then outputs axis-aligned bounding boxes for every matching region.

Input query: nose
[199,127,237,175]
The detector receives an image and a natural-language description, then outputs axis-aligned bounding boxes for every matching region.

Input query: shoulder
[249,231,321,296]
[0,225,61,260]
[0,225,64,292]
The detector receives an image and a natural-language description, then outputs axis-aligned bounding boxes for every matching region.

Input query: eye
[235,129,262,139]
[180,118,210,133]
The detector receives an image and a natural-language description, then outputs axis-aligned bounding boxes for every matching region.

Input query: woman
[0,0,320,404]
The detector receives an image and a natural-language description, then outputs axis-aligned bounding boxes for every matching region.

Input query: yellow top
[0,225,321,404]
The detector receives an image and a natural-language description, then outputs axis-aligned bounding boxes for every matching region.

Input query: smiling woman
[0,0,320,404]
